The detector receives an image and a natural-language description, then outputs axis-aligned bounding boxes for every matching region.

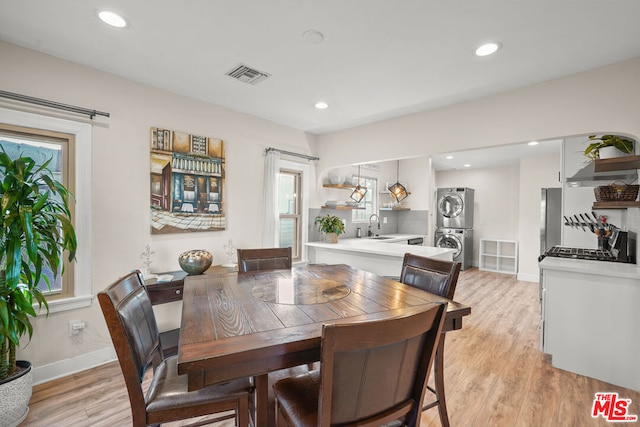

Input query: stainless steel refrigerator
[540,188,562,255]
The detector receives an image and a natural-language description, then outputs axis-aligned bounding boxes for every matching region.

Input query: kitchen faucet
[368,214,380,237]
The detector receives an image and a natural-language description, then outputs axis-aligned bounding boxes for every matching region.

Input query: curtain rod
[266,147,319,161]
[0,90,110,119]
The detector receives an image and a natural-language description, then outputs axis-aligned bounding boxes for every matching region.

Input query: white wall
[518,153,562,281]
[0,41,315,382]
[314,59,640,172]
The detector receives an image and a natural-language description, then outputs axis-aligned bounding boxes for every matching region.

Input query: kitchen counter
[539,257,640,391]
[305,235,454,277]
[539,256,640,279]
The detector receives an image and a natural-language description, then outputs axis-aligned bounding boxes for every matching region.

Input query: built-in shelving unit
[379,207,410,211]
[323,183,360,189]
[592,156,640,209]
[479,239,518,275]
[321,205,364,210]
[322,183,365,209]
[594,155,640,173]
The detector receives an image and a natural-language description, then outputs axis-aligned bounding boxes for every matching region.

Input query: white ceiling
[430,139,562,171]
[1,1,640,136]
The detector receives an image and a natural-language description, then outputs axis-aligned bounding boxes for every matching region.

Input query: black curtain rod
[266,147,319,161]
[0,90,110,119]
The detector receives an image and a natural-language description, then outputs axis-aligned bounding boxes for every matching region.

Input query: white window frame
[278,168,302,261]
[351,175,378,223]
[279,159,309,263]
[0,107,92,313]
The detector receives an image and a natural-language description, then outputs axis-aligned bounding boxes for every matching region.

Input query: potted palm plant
[0,149,77,426]
[314,214,345,243]
[583,134,634,160]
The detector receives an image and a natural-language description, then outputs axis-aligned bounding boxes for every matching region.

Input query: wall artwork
[150,127,226,234]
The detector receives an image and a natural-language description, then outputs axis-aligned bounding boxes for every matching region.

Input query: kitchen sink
[368,236,394,240]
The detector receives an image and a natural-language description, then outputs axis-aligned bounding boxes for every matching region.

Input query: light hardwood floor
[23,268,640,426]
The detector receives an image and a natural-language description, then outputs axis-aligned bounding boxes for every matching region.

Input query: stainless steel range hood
[566,161,638,186]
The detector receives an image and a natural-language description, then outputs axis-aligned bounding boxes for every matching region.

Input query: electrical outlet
[383,217,388,224]
[68,320,86,337]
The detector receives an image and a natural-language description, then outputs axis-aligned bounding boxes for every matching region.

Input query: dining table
[177,263,471,426]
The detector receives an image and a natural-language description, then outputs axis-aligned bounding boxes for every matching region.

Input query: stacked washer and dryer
[434,188,474,270]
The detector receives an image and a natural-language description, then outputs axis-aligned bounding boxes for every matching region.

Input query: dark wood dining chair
[399,253,462,427]
[98,271,254,427]
[237,247,292,273]
[273,303,448,427]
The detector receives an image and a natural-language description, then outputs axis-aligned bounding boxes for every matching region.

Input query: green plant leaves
[0,148,77,380]
[314,214,345,235]
[584,134,635,160]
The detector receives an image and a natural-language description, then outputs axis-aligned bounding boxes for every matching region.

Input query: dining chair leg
[430,334,450,427]
[237,394,249,427]
[254,374,269,427]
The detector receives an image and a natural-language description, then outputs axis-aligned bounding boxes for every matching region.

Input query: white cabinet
[479,239,518,274]
[540,257,640,391]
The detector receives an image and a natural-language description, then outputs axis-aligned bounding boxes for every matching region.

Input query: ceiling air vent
[225,64,271,85]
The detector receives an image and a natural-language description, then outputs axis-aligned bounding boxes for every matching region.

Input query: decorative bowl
[329,175,345,185]
[178,249,213,275]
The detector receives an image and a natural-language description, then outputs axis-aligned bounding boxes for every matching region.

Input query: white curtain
[262,150,280,247]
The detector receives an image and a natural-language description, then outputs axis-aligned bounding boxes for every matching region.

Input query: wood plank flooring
[23,268,640,426]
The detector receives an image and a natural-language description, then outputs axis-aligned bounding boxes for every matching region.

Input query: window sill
[44,294,94,314]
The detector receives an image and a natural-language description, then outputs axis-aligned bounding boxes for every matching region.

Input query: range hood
[566,161,638,186]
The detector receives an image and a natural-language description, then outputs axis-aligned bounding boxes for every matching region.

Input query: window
[0,107,92,313]
[0,125,75,299]
[352,176,378,223]
[278,169,301,260]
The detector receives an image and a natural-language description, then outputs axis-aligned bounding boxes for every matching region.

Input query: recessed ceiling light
[315,102,328,110]
[528,141,539,146]
[475,42,501,57]
[445,155,454,160]
[463,164,471,168]
[98,10,128,28]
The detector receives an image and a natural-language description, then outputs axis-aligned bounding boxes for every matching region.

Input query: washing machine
[436,188,475,229]
[435,228,473,270]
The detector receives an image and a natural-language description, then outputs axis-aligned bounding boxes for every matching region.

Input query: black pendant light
[350,165,368,203]
[388,160,408,202]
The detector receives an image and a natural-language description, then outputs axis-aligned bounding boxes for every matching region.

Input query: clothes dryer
[436,187,475,229]
[434,228,473,270]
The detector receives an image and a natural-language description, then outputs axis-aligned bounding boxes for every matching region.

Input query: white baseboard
[517,272,539,283]
[32,347,117,385]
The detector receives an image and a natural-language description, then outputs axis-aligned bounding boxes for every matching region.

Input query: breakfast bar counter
[305,236,455,277]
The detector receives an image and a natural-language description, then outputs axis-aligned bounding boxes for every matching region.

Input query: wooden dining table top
[177,263,471,391]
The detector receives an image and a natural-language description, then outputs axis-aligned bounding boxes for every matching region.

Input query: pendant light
[350,165,368,203]
[388,160,408,202]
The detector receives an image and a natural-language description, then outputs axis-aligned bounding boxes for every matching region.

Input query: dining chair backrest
[99,271,253,427]
[400,253,462,300]
[237,247,292,273]
[98,271,163,418]
[318,303,447,427]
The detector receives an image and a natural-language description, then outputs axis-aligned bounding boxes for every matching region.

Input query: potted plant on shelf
[583,134,634,160]
[0,150,77,426]
[314,214,345,243]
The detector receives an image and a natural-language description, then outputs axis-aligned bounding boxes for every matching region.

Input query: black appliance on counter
[541,246,617,262]
[540,230,634,263]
